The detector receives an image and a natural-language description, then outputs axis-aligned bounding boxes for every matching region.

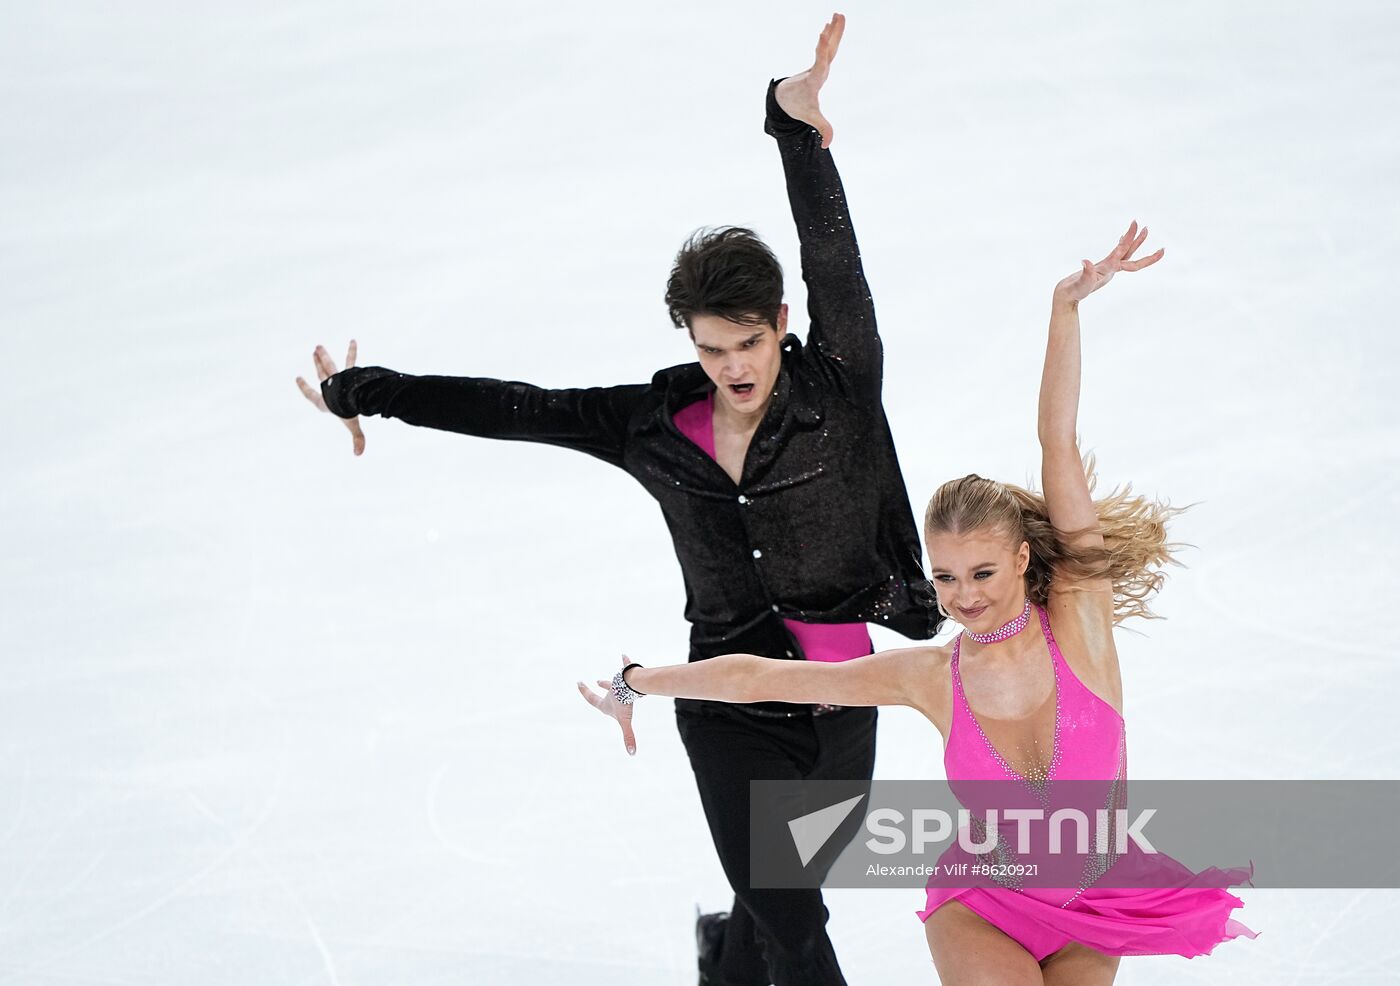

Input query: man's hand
[1053,221,1165,305]
[775,13,846,149]
[296,341,367,456]
[577,656,639,756]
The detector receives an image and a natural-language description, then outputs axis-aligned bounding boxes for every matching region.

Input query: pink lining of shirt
[673,392,871,663]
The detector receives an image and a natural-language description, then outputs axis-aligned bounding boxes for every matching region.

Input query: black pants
[676,701,878,986]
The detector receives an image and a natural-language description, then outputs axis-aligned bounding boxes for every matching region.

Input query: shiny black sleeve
[765,78,882,405]
[321,366,646,468]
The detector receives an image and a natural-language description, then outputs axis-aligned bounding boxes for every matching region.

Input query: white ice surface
[3,2,1398,983]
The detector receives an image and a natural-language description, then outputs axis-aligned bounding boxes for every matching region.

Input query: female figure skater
[580,223,1254,983]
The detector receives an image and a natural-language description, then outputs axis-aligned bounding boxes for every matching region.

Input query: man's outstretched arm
[767,14,882,404]
[300,344,645,468]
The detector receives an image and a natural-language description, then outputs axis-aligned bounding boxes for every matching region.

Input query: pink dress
[917,604,1256,960]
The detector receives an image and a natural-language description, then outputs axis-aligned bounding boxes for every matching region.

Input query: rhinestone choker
[964,598,1031,644]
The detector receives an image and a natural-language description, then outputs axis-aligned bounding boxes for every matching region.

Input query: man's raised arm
[766,14,882,404]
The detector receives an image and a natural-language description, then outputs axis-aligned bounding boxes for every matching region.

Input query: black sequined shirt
[322,81,941,689]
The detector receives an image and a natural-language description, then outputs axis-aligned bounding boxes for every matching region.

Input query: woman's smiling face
[926,527,1030,632]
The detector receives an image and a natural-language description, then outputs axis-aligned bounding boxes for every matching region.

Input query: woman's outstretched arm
[577,647,939,754]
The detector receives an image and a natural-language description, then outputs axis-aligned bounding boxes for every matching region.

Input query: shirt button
[752,549,763,559]
[771,604,780,613]
[737,495,748,505]
[785,649,795,658]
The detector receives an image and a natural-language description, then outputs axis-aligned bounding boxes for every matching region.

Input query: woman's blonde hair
[922,456,1184,624]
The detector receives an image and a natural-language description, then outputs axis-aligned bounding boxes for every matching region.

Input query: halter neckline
[950,603,1063,785]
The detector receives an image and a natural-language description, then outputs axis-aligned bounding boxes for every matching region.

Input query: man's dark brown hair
[664,226,784,332]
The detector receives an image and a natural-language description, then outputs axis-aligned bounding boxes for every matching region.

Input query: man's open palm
[296,341,367,456]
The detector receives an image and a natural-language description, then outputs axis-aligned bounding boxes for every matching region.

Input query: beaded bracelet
[611,663,646,705]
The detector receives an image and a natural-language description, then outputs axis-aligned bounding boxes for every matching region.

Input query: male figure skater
[297,16,938,985]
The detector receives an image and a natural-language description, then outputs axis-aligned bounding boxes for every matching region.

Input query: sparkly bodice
[945,604,1125,787]
[940,605,1128,901]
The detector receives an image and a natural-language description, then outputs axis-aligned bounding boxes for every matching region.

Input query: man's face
[689,305,788,418]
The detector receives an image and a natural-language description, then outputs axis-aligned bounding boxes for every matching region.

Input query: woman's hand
[296,341,367,456]
[577,656,639,756]
[1054,221,1164,305]
[774,13,845,149]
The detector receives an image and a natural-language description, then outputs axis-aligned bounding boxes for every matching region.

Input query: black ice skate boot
[695,909,728,985]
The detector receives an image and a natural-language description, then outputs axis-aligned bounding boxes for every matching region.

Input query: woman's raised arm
[1038,222,1163,553]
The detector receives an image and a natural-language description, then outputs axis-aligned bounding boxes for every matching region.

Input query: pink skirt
[917,844,1256,961]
